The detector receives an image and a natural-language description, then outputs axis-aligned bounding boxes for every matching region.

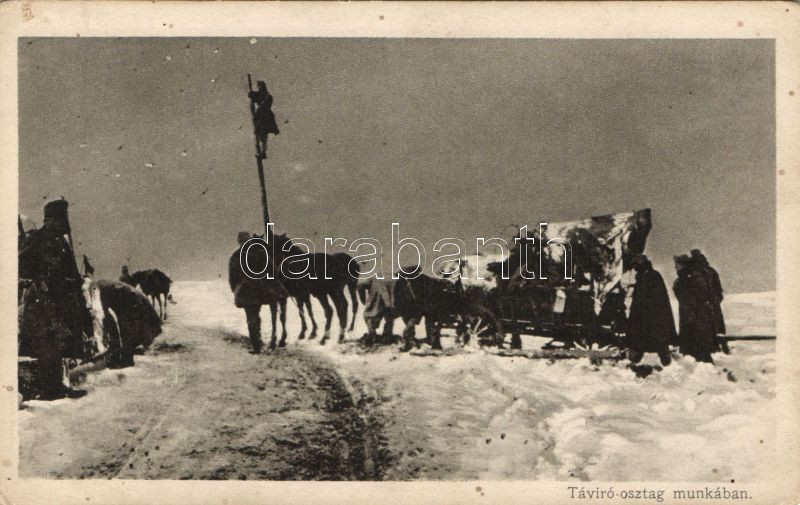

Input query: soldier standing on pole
[248,80,280,160]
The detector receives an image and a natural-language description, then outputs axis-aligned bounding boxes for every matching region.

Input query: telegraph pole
[247,74,271,234]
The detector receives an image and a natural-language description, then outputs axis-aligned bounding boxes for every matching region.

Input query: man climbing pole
[248,79,280,160]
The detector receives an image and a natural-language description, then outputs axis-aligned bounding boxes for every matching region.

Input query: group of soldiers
[627,249,726,365]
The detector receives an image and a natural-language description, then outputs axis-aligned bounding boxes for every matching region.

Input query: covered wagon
[481,208,652,349]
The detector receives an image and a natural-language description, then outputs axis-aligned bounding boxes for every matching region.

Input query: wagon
[442,208,652,352]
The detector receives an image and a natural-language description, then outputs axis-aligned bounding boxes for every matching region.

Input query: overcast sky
[18,38,775,292]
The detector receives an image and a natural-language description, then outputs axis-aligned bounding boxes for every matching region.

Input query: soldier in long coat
[626,255,676,366]
[691,249,728,353]
[229,232,288,352]
[229,232,267,353]
[673,254,717,363]
[18,200,89,400]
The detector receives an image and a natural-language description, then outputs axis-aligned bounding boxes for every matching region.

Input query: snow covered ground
[171,280,776,481]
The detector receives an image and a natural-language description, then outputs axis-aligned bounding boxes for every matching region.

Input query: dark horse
[364,267,501,352]
[270,233,360,344]
[130,269,172,321]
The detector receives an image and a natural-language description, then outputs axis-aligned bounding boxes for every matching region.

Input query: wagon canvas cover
[515,208,652,313]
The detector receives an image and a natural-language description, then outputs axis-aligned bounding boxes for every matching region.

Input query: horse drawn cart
[442,209,652,354]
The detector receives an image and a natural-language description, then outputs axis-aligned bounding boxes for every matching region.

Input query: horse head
[271,232,303,257]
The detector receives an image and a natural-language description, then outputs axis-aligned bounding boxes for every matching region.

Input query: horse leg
[400,317,417,352]
[163,292,168,320]
[268,303,277,350]
[317,295,334,345]
[306,296,319,338]
[296,296,308,340]
[347,283,358,332]
[331,290,348,343]
[382,314,396,344]
[278,298,288,347]
[427,317,443,350]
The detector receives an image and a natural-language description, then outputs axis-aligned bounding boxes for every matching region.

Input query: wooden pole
[247,74,271,236]
[256,155,271,231]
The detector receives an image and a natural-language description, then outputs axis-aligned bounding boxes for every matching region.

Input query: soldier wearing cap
[18,200,88,400]
[626,254,675,366]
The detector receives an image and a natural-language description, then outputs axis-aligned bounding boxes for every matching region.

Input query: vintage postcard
[1,1,799,504]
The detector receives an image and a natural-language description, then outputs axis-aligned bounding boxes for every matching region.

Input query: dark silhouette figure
[673,255,717,363]
[130,269,172,321]
[691,249,729,353]
[598,283,628,335]
[626,255,676,366]
[249,81,280,159]
[18,199,89,400]
[228,232,288,352]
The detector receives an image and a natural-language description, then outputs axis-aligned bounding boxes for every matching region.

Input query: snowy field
[170,281,777,481]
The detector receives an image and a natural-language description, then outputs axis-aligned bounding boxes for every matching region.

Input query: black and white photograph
[2,2,799,504]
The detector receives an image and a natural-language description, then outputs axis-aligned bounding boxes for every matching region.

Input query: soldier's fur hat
[43,199,70,232]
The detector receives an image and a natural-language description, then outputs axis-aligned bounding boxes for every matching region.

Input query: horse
[270,233,360,344]
[130,269,173,321]
[362,267,502,352]
[96,280,162,368]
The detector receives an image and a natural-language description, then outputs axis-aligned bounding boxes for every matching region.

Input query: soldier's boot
[658,349,672,367]
[399,328,414,353]
[627,349,644,364]
[245,308,263,354]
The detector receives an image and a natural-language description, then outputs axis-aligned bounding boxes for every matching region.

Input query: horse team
[228,231,365,352]
[228,231,496,354]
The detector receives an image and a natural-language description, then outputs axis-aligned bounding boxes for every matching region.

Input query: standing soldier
[673,254,717,363]
[690,249,729,353]
[248,81,280,159]
[626,254,675,366]
[228,232,268,353]
[18,200,88,400]
[361,277,397,346]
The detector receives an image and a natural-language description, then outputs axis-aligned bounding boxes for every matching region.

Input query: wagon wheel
[460,303,504,348]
